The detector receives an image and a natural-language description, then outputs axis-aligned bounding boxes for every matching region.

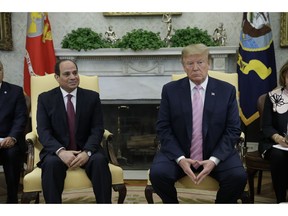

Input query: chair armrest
[238,132,245,146]
[25,130,120,173]
[25,131,37,174]
[236,132,247,162]
[102,129,119,166]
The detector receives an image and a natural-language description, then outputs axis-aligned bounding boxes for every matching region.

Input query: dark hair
[54,59,78,76]
[279,60,288,87]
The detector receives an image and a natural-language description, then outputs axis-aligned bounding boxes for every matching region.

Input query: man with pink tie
[149,44,247,203]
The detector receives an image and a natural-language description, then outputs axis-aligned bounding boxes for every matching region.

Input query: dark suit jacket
[0,81,27,153]
[156,76,242,171]
[37,87,104,164]
[258,91,288,155]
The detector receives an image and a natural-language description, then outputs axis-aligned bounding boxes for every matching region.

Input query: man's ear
[54,74,60,83]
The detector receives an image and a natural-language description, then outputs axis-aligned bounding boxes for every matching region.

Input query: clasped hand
[58,150,89,168]
[279,135,288,148]
[0,137,16,149]
[178,158,216,184]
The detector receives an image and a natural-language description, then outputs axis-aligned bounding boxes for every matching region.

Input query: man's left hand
[194,160,216,184]
[69,151,89,169]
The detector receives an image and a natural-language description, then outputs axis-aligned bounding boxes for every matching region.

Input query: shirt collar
[189,76,208,92]
[269,87,288,114]
[60,87,77,98]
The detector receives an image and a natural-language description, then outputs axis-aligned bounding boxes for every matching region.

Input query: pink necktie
[67,94,76,150]
[190,85,203,168]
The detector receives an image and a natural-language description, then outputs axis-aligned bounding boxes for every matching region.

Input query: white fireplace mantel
[55,47,238,101]
[55,46,238,57]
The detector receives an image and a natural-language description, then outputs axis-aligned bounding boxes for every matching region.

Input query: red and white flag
[23,12,56,96]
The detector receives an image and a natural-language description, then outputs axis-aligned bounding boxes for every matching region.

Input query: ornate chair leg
[145,183,250,204]
[145,185,154,204]
[257,170,263,194]
[240,191,250,203]
[112,184,127,203]
[247,168,257,203]
[35,192,40,203]
[21,192,40,203]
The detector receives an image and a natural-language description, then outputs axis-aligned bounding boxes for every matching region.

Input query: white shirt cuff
[176,156,185,164]
[56,147,65,155]
[209,156,220,166]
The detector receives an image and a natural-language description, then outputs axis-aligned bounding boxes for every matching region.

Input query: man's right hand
[178,158,198,184]
[57,149,81,168]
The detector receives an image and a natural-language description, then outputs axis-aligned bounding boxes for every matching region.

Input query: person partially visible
[0,60,28,203]
[36,59,112,203]
[149,44,247,203]
[258,60,288,203]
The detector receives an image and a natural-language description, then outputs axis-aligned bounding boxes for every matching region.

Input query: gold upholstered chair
[21,74,127,203]
[145,70,249,203]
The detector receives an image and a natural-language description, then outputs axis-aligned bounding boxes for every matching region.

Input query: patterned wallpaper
[0,12,286,86]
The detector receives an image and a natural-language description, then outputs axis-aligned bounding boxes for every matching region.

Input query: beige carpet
[55,171,277,204]
[0,171,277,204]
[43,185,275,204]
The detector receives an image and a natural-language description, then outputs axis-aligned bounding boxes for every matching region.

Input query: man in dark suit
[149,44,247,203]
[36,59,112,203]
[0,61,28,203]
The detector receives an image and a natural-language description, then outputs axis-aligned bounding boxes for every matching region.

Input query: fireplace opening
[102,103,160,170]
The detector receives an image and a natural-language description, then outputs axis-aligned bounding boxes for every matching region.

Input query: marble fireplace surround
[55,46,238,103]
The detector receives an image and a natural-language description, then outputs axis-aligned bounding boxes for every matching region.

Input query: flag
[237,12,277,126]
[23,12,56,96]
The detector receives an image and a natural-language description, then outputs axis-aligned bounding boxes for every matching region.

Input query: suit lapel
[75,88,83,133]
[203,78,217,138]
[179,78,193,141]
[0,82,9,112]
[54,88,69,129]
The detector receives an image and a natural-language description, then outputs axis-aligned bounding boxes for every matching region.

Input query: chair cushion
[146,169,219,191]
[175,175,219,190]
[23,163,124,192]
[245,151,271,171]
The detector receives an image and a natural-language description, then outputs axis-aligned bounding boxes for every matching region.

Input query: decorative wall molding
[0,12,13,51]
[280,12,288,47]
